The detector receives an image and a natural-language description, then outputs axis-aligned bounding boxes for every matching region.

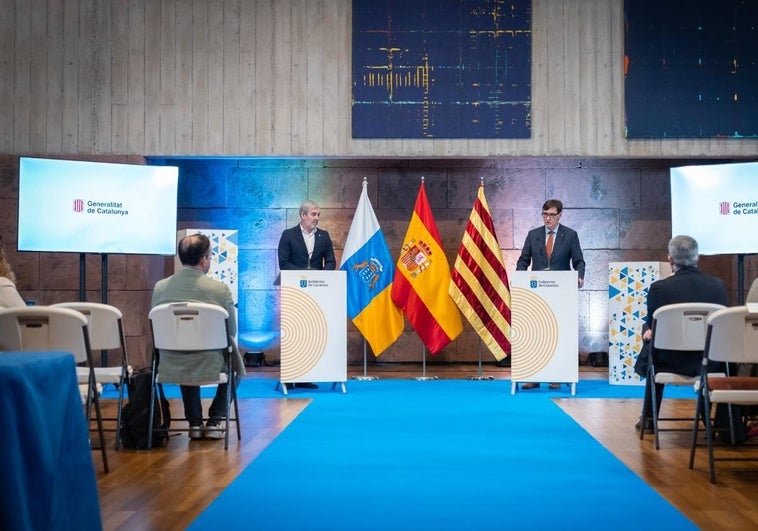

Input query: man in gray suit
[515,199,585,389]
[152,233,245,440]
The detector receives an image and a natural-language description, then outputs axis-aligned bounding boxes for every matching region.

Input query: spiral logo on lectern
[510,287,559,379]
[281,286,328,380]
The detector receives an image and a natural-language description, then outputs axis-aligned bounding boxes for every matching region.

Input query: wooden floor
[93,363,758,530]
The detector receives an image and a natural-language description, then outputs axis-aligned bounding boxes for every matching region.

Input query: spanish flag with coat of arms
[391,179,463,354]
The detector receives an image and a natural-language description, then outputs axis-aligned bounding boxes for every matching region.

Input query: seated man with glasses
[515,198,585,389]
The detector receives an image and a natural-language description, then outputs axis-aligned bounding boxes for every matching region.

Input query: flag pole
[414,175,435,381]
[466,338,494,380]
[414,345,437,381]
[353,338,378,381]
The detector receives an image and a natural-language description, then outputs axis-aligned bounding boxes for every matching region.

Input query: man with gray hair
[277,199,336,389]
[278,200,336,271]
[636,234,728,433]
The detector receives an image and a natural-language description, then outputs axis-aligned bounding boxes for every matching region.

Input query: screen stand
[78,253,110,366]
[79,253,86,302]
[100,254,108,366]
[737,254,747,305]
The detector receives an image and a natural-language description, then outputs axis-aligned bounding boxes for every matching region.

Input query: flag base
[466,375,494,380]
[413,376,438,381]
[352,375,378,381]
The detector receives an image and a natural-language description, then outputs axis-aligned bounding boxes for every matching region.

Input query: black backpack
[119,368,171,449]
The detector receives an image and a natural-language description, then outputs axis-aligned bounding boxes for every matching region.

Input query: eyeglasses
[542,212,560,218]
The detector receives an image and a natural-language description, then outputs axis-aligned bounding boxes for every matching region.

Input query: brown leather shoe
[548,383,561,390]
[521,382,539,390]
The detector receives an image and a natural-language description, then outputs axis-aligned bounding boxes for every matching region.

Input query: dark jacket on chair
[646,265,728,376]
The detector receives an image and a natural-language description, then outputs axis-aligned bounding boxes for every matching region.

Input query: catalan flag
[340,179,404,356]
[449,183,511,360]
[391,180,462,354]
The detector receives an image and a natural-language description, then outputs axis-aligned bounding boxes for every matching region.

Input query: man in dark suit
[636,234,728,433]
[278,199,337,271]
[516,198,585,286]
[515,199,585,389]
[277,200,336,389]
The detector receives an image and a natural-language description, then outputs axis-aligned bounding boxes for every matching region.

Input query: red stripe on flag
[392,273,454,354]
[456,243,511,322]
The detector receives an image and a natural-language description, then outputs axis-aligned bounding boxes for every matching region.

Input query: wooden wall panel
[28,2,46,153]
[272,0,292,154]
[254,0,274,154]
[305,1,324,155]
[12,0,31,153]
[239,0,256,152]
[76,0,94,153]
[3,0,758,158]
[174,1,192,153]
[0,3,13,151]
[145,0,162,154]
[44,0,64,153]
[208,0,225,154]
[110,1,128,153]
[222,0,241,155]
[61,1,80,153]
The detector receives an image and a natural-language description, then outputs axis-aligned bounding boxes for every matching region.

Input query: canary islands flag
[340,179,403,356]
[391,180,463,354]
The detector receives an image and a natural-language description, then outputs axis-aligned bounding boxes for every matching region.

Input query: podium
[608,262,671,385]
[279,270,347,394]
[509,271,579,395]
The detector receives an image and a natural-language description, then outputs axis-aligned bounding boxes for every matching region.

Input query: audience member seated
[635,235,728,434]
[747,278,758,304]
[151,234,246,440]
[0,243,26,309]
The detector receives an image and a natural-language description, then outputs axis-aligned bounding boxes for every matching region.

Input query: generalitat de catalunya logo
[720,200,758,216]
[72,199,129,216]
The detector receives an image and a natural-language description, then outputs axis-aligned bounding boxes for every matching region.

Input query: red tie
[546,230,554,259]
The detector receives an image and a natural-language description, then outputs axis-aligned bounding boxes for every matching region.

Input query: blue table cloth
[0,352,102,530]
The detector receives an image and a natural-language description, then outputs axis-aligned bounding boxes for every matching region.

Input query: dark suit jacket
[516,224,585,279]
[646,266,728,376]
[278,225,336,271]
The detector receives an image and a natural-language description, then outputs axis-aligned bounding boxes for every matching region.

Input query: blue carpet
[188,379,695,530]
[101,377,695,400]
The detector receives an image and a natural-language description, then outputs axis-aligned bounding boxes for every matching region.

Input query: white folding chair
[689,306,758,483]
[641,302,726,449]
[0,306,109,472]
[53,302,132,450]
[148,302,240,449]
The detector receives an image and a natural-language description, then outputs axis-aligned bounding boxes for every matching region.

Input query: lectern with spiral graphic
[279,270,347,395]
[509,271,579,395]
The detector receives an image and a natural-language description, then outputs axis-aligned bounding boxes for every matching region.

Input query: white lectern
[280,270,347,395]
[509,271,579,395]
